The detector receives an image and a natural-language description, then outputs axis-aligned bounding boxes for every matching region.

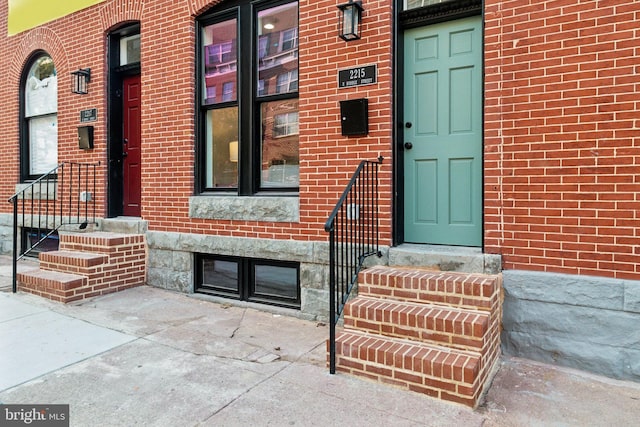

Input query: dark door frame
[392,0,482,246]
[107,22,140,218]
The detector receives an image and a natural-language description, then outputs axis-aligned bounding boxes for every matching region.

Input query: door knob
[122,152,128,157]
[123,138,128,144]
[404,142,413,150]
[405,122,412,128]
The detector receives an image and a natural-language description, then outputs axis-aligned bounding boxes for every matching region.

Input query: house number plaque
[80,108,97,123]
[338,64,377,88]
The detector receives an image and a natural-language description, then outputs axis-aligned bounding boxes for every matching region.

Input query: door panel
[415,159,437,223]
[403,16,482,246]
[123,75,141,216]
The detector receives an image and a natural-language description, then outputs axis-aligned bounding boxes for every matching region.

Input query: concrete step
[343,296,490,351]
[100,217,148,234]
[388,244,502,274]
[333,330,482,407]
[358,265,501,311]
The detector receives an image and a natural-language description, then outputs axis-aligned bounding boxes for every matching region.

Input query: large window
[22,53,57,180]
[198,0,299,193]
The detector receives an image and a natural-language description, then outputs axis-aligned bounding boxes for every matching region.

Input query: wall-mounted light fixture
[337,0,363,41]
[71,68,91,94]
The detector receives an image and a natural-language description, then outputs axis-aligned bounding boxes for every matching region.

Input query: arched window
[22,53,58,180]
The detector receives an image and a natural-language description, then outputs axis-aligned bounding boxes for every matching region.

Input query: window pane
[120,34,140,65]
[254,264,298,299]
[257,3,298,96]
[276,70,298,94]
[25,56,56,117]
[260,100,299,188]
[405,0,454,10]
[203,19,237,105]
[206,107,238,188]
[202,259,239,294]
[29,114,58,175]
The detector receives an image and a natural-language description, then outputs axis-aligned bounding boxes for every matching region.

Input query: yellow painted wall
[8,0,105,36]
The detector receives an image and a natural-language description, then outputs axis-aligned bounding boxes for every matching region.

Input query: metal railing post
[329,226,337,374]
[12,196,18,293]
[324,157,383,374]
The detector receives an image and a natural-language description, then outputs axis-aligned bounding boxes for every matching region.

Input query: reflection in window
[206,42,233,64]
[257,3,298,97]
[23,54,57,178]
[276,70,298,93]
[206,85,216,102]
[281,28,298,51]
[202,259,239,294]
[202,19,237,105]
[405,0,454,10]
[254,264,298,299]
[261,100,299,188]
[273,112,299,137]
[222,82,234,102]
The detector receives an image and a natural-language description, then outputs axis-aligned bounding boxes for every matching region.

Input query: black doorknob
[405,122,412,128]
[404,142,413,150]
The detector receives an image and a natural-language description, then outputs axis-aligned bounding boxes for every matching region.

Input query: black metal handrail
[324,156,383,374]
[8,161,100,292]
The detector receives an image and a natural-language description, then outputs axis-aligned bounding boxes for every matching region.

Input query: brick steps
[334,330,481,407]
[17,232,146,303]
[344,296,489,351]
[40,250,109,273]
[358,266,499,310]
[330,265,502,408]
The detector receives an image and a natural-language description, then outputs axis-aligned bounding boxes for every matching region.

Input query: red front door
[123,75,141,216]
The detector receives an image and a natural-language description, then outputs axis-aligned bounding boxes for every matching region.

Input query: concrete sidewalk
[1,257,639,426]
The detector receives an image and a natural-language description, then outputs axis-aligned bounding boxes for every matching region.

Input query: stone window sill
[189,195,299,223]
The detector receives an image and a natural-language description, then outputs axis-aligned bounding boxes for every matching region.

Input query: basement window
[22,228,59,257]
[195,254,300,309]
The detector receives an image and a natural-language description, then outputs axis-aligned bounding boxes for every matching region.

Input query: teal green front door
[403,16,482,246]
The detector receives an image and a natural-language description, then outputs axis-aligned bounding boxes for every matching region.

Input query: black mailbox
[340,98,368,136]
[78,126,94,150]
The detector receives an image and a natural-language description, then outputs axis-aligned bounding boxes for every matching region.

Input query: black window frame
[195,253,301,309]
[20,51,58,182]
[196,0,299,195]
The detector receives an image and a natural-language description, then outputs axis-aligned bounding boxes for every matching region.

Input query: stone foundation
[502,270,640,381]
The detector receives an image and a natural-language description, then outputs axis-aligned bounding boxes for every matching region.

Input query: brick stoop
[330,265,502,408]
[17,232,146,303]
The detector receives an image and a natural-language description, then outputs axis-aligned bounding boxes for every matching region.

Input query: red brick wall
[0,0,393,244]
[299,1,394,243]
[5,0,639,281]
[484,0,640,279]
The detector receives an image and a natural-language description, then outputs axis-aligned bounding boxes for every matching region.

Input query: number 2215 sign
[338,64,377,89]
